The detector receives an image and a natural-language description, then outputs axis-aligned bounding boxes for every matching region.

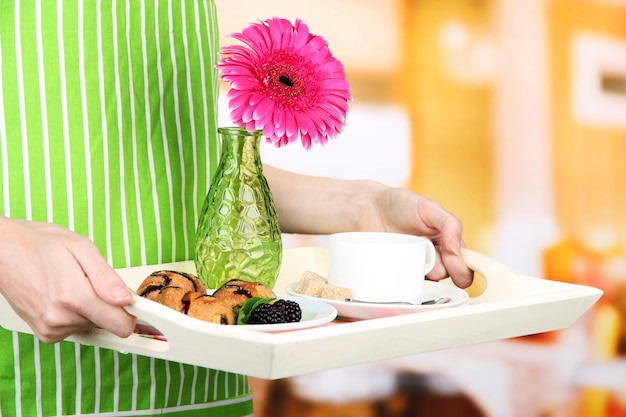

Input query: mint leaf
[235,297,275,325]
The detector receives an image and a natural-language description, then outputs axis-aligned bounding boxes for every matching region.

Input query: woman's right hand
[0,217,136,343]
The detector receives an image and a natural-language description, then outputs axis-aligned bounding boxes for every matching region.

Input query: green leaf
[235,297,275,325]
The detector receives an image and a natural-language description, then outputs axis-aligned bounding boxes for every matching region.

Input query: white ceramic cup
[327,232,436,304]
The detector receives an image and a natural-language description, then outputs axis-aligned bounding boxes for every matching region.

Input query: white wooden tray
[0,247,602,379]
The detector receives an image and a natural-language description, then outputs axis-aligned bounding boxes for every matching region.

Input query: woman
[0,1,472,415]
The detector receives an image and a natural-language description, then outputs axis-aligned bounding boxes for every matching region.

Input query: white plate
[135,294,337,335]
[285,281,468,320]
[238,295,337,332]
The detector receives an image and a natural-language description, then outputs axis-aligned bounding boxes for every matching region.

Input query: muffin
[185,293,236,325]
[136,273,279,326]
[212,279,276,310]
[136,270,206,301]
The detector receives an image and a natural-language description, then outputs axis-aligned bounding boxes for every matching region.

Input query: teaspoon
[344,297,451,306]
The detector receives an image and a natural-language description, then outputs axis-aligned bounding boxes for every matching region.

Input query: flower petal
[218,17,351,148]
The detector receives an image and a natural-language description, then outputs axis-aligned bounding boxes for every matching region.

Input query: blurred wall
[216,0,400,76]
[215,1,626,415]
[549,1,626,245]
[399,0,496,265]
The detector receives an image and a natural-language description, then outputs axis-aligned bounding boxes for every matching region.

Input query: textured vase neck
[218,127,263,171]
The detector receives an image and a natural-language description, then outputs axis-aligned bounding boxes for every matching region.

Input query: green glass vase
[194,127,283,289]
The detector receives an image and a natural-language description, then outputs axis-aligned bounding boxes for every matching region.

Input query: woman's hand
[363,187,473,288]
[0,217,135,343]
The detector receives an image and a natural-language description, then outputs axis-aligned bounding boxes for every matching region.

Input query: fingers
[6,276,126,344]
[421,204,473,287]
[76,245,133,306]
[35,256,136,341]
[426,239,474,288]
[426,249,448,281]
[30,290,135,343]
[422,203,474,287]
[26,309,95,344]
[66,237,136,337]
[441,243,474,288]
[70,292,137,339]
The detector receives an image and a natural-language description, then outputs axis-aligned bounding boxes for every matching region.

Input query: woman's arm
[263,165,376,235]
[264,165,473,288]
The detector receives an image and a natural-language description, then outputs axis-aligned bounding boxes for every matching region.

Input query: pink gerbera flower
[218,17,352,149]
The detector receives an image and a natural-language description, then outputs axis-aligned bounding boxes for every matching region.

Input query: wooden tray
[0,247,602,379]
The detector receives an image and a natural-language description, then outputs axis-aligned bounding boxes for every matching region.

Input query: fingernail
[449,239,460,256]
[112,285,132,301]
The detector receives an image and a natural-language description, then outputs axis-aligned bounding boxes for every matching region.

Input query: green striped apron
[0,0,253,415]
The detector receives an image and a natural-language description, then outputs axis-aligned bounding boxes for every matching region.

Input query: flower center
[279,75,294,88]
[260,51,315,107]
[266,63,304,99]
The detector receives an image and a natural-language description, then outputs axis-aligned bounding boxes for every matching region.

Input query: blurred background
[216,0,626,416]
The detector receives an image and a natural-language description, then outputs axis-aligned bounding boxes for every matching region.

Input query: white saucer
[285,281,468,320]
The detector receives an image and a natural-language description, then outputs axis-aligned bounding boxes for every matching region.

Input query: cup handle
[424,239,437,274]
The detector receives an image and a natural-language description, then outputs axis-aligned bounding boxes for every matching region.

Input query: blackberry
[273,299,302,323]
[247,303,282,324]
[247,300,302,324]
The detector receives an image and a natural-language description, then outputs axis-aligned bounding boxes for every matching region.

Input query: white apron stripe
[94,347,101,414]
[75,343,82,413]
[0,19,9,218]
[190,365,198,404]
[167,0,189,260]
[57,0,75,231]
[177,362,184,406]
[12,334,21,417]
[164,360,171,407]
[113,351,120,412]
[55,344,62,416]
[154,0,177,264]
[126,0,148,266]
[15,2,32,221]
[204,367,210,403]
[213,369,220,401]
[34,341,42,417]
[149,357,156,409]
[195,0,211,201]
[110,0,132,267]
[77,0,95,242]
[139,0,164,264]
[180,2,200,231]
[95,0,114,263]
[35,1,53,224]
[131,353,139,410]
